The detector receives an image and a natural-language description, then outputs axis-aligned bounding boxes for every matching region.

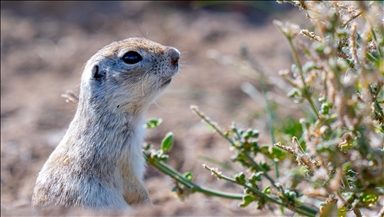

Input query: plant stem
[342,11,363,28]
[287,38,319,119]
[144,152,244,200]
[145,148,318,216]
[341,175,351,190]
[191,105,236,146]
[371,29,383,58]
[288,39,306,87]
[259,76,279,179]
[198,155,238,174]
[240,49,277,147]
[204,165,318,217]
[243,152,281,190]
[366,52,378,63]
[192,106,281,190]
[264,95,280,179]
[353,208,362,217]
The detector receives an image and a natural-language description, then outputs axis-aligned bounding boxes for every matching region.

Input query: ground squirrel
[32,37,180,210]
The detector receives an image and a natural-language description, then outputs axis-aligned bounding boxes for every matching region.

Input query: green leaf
[145,118,163,129]
[161,132,174,153]
[262,185,271,194]
[156,150,163,158]
[342,192,355,203]
[260,145,287,161]
[235,172,246,185]
[360,193,378,207]
[259,162,271,172]
[239,194,255,207]
[313,41,325,54]
[319,202,338,217]
[320,101,331,115]
[184,172,193,181]
[346,169,357,177]
[337,206,348,217]
[143,144,151,150]
[249,172,263,186]
[303,61,316,73]
[256,197,266,209]
[160,154,169,162]
[287,88,302,98]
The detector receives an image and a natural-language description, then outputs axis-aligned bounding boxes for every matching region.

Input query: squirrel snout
[167,47,180,66]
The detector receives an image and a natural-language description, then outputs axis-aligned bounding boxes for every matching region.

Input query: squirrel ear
[92,65,105,79]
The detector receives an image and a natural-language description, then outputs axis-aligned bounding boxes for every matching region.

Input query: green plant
[144,1,384,216]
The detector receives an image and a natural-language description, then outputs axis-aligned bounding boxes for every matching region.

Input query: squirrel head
[79,37,180,115]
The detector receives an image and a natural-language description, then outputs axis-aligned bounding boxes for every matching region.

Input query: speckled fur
[32,37,180,210]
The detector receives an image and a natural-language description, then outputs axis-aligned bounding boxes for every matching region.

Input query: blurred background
[1,1,305,216]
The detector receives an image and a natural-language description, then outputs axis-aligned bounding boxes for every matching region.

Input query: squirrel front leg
[124,179,152,205]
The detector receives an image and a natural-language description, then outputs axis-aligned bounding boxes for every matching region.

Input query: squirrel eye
[122,51,143,64]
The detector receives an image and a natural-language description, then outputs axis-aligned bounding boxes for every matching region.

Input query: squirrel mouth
[161,78,172,87]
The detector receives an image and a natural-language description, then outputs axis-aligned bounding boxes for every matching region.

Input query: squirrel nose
[167,47,180,66]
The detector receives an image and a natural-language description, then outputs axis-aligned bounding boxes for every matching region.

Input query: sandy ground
[0,1,312,216]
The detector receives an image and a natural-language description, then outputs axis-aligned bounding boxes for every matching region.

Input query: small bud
[161,132,174,153]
